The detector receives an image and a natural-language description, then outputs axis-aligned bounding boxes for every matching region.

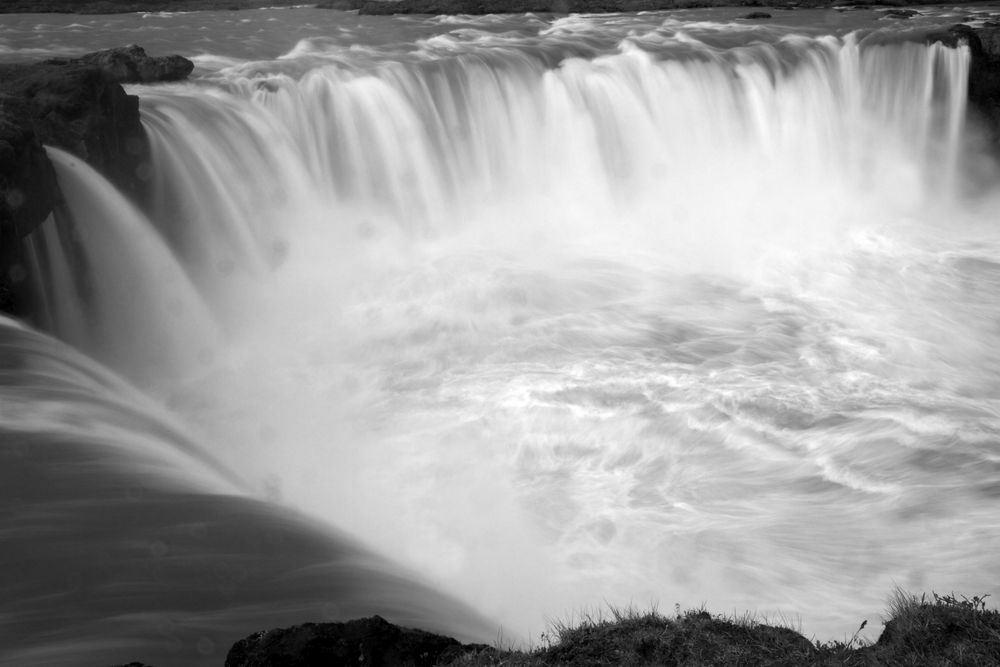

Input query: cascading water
[5,8,1000,666]
[0,316,494,667]
[30,148,222,384]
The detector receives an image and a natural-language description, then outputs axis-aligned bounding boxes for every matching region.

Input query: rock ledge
[0,45,193,312]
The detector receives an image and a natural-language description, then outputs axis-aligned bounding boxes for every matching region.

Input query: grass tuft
[440,589,1000,665]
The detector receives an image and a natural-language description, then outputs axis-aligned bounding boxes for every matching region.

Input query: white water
[0,317,493,667]
[8,8,1000,662]
[34,148,222,382]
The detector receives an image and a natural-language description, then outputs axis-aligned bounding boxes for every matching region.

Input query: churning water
[4,7,1000,666]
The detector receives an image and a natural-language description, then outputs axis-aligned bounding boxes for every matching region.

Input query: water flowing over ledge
[2,11,1000,667]
[0,45,194,313]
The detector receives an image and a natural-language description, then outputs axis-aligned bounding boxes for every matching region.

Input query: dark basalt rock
[316,0,367,9]
[0,62,146,200]
[977,25,1000,59]
[879,8,919,19]
[225,615,488,667]
[926,25,1000,149]
[0,115,59,310]
[0,45,193,314]
[50,44,195,84]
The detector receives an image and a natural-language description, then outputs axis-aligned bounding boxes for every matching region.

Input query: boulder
[0,62,147,199]
[225,616,487,667]
[50,44,194,84]
[0,46,193,314]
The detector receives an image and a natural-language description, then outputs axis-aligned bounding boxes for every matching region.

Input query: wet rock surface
[0,46,193,313]
[926,25,1000,148]
[51,45,195,84]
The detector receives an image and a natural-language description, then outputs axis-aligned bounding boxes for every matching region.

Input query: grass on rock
[443,590,1000,666]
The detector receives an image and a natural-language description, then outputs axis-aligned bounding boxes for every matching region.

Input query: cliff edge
[0,45,193,312]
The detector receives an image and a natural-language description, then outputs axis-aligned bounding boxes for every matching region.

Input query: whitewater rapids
[5,7,1000,665]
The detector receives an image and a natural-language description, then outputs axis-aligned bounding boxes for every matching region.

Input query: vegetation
[439,591,1000,666]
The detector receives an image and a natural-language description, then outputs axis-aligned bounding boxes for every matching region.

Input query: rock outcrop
[225,615,490,667]
[927,25,1000,148]
[0,114,59,300]
[52,44,195,85]
[218,593,1000,666]
[0,45,193,313]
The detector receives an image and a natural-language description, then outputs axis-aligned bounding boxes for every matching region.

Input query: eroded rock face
[969,26,1000,144]
[0,62,146,198]
[0,116,59,283]
[975,25,1000,58]
[0,46,193,313]
[927,25,1000,147]
[225,616,486,667]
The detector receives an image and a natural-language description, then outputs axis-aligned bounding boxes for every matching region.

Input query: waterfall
[0,315,494,667]
[28,148,221,386]
[9,17,1000,666]
[138,35,972,277]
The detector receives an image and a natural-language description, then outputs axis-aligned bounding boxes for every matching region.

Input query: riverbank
[209,590,1000,665]
[0,0,310,14]
[0,0,990,14]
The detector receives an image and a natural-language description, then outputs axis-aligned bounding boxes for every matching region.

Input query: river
[3,5,1000,666]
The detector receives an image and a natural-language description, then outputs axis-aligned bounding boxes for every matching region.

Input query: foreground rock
[225,615,491,667]
[234,594,999,666]
[0,45,193,312]
[219,591,1000,666]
